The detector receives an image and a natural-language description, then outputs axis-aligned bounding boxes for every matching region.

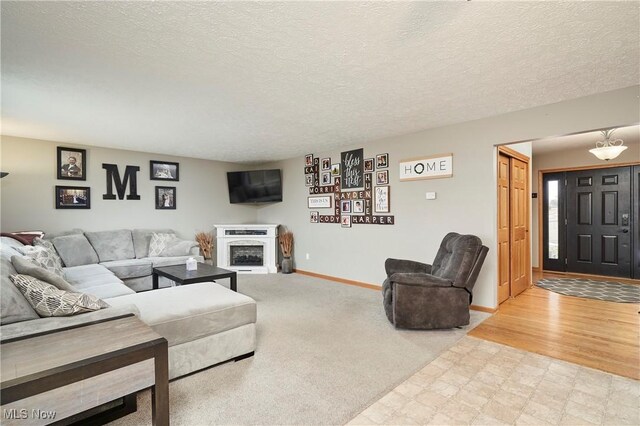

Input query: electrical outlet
[426,192,437,200]
[306,253,310,260]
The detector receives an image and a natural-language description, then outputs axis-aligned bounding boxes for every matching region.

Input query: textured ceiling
[1,2,639,163]
[532,125,640,155]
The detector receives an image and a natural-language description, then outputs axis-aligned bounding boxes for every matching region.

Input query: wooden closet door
[510,157,530,297]
[497,153,511,303]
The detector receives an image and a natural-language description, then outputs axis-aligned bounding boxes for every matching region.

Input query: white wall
[531,139,640,267]
[0,136,258,239]
[257,86,640,309]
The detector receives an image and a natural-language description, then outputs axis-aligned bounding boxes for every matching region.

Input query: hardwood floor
[468,272,640,380]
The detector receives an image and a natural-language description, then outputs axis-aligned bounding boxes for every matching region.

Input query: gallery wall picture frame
[308,195,332,209]
[374,186,390,213]
[341,215,352,228]
[150,161,179,181]
[305,154,314,166]
[310,211,319,223]
[331,163,340,177]
[376,153,389,169]
[155,186,176,210]
[57,147,87,181]
[305,174,314,186]
[321,158,331,171]
[55,185,90,209]
[364,158,374,173]
[321,172,332,186]
[341,200,351,213]
[353,199,364,214]
[376,170,389,185]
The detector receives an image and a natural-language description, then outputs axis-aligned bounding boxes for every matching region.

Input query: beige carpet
[111,273,488,425]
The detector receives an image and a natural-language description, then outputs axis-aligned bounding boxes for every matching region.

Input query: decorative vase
[281,257,293,274]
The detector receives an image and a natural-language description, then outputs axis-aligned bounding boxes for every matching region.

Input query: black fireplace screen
[230,245,264,266]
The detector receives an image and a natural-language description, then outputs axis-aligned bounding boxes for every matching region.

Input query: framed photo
[374,186,390,213]
[353,199,364,214]
[57,147,86,180]
[305,174,314,186]
[55,186,90,209]
[341,215,351,228]
[341,200,351,213]
[376,153,389,169]
[321,172,332,186]
[156,186,176,210]
[321,158,331,171]
[150,161,179,181]
[364,158,374,173]
[305,154,314,167]
[376,170,389,185]
[331,163,340,177]
[308,195,332,209]
[310,211,319,223]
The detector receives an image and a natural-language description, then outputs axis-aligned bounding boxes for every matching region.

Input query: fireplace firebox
[230,245,264,266]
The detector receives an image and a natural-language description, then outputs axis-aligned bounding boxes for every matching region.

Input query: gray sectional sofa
[1,229,257,384]
[43,228,204,292]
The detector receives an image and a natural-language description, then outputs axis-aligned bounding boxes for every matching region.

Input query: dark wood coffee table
[0,314,169,425]
[152,263,237,292]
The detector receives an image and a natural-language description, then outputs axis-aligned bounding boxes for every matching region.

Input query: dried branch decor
[195,232,214,259]
[279,231,294,258]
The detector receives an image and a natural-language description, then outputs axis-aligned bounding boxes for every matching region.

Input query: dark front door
[566,166,632,277]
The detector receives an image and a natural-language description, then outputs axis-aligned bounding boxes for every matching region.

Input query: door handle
[621,229,629,233]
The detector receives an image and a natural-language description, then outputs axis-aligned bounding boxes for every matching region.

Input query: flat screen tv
[227,169,283,204]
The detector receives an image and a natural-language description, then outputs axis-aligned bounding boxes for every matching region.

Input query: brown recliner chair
[382,232,488,329]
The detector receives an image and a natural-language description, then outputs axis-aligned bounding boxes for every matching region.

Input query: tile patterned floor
[536,278,640,303]
[347,337,640,425]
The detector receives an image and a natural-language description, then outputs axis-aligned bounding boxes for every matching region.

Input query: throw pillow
[148,233,176,257]
[17,246,65,277]
[33,237,64,266]
[11,255,77,292]
[10,274,109,317]
[161,240,199,257]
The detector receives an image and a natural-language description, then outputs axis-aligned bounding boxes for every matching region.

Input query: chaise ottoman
[106,283,257,379]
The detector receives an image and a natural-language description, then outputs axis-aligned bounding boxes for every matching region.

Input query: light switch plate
[426,192,437,200]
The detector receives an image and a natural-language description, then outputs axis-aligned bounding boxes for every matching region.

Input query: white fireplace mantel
[214,224,279,274]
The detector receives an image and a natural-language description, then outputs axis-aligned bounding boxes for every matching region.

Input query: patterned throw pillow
[10,274,108,317]
[34,237,64,266]
[18,246,65,277]
[148,233,176,257]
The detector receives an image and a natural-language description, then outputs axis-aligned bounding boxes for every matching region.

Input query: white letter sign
[399,153,453,181]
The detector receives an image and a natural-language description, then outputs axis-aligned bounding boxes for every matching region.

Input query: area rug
[111,273,488,425]
[536,277,640,303]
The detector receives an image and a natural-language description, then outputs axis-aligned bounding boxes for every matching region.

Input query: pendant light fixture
[589,128,627,161]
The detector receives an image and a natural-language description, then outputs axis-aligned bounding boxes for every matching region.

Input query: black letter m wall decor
[102,164,141,200]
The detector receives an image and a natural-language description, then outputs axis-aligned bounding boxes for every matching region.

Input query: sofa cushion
[53,234,99,267]
[63,264,114,281]
[42,228,84,240]
[10,274,109,317]
[11,255,77,292]
[132,229,174,259]
[106,283,257,347]
[100,259,153,280]
[74,282,136,299]
[1,253,39,325]
[62,264,135,299]
[85,230,135,262]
